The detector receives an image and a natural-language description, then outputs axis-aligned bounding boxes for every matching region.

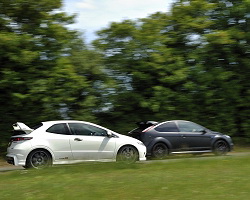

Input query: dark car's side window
[155,122,179,132]
[178,121,204,132]
[68,123,108,136]
[47,123,70,135]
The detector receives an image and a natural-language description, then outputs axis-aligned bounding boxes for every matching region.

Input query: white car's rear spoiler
[13,122,33,134]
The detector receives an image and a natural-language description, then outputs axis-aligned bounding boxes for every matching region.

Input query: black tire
[152,143,169,159]
[26,149,52,169]
[213,140,229,156]
[116,146,139,164]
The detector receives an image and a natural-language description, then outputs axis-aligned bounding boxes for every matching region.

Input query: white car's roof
[41,120,112,131]
[42,120,89,123]
[41,120,101,126]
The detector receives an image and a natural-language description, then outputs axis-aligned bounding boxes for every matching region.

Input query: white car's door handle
[74,138,82,141]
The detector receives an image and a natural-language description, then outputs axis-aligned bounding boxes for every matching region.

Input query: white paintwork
[69,135,117,160]
[7,120,146,166]
[12,122,33,134]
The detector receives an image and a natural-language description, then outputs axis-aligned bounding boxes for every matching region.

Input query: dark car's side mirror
[200,129,207,134]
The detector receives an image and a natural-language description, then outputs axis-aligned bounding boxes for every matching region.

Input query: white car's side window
[68,123,108,136]
[46,123,70,135]
[86,125,108,136]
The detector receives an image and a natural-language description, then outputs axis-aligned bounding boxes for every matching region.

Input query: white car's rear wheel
[26,149,52,169]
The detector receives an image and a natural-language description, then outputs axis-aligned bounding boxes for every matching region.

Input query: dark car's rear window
[155,122,179,132]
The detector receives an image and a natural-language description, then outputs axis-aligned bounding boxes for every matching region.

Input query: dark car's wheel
[152,143,169,159]
[213,140,229,156]
[116,146,139,164]
[26,149,52,169]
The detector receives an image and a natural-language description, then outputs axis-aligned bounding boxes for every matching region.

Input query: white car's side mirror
[106,131,113,138]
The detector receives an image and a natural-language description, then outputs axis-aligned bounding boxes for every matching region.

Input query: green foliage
[0,0,249,151]
[0,0,110,150]
[94,0,250,136]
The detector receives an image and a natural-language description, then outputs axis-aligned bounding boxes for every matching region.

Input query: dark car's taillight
[11,137,33,142]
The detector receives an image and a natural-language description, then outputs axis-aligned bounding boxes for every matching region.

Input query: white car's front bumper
[137,145,147,161]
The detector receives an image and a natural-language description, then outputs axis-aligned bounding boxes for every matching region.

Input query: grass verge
[0,155,250,200]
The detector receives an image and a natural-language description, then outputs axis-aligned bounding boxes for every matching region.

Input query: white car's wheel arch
[116,144,139,162]
[26,146,55,163]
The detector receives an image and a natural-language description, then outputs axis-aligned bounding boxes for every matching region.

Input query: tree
[94,14,194,132]
[94,0,250,137]
[173,0,250,136]
[0,0,110,152]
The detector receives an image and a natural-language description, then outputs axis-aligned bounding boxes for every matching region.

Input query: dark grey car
[128,120,234,159]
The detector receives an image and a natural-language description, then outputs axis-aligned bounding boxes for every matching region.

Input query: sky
[63,0,175,43]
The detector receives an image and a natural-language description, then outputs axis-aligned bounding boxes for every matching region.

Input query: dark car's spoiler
[136,121,158,127]
[129,121,158,133]
[128,121,158,139]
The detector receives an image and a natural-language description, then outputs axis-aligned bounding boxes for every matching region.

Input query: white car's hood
[114,132,143,144]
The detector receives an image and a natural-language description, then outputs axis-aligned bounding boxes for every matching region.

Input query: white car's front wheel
[116,146,139,164]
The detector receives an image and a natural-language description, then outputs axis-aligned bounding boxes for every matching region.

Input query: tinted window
[155,122,179,132]
[178,121,204,132]
[32,123,43,130]
[68,123,108,136]
[47,123,69,135]
[12,130,26,136]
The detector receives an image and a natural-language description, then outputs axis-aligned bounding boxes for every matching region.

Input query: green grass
[232,145,250,152]
[0,155,250,200]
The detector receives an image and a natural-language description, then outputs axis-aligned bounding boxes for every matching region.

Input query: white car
[6,120,146,168]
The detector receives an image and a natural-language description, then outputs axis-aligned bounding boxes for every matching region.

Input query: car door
[68,123,116,160]
[153,122,182,151]
[176,121,211,150]
[45,123,74,161]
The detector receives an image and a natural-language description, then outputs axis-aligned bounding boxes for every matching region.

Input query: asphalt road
[1,152,249,172]
[0,165,23,172]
